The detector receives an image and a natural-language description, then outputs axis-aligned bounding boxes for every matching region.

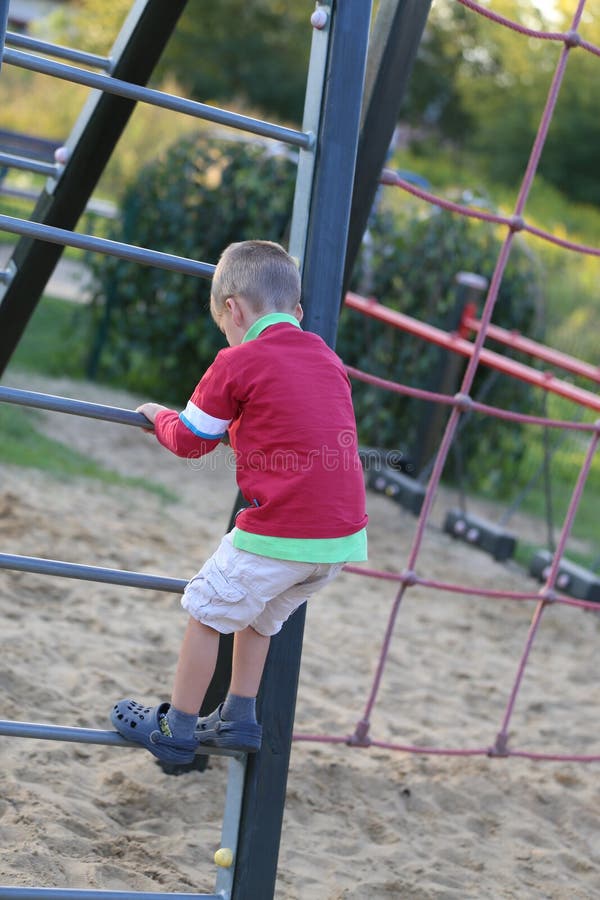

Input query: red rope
[294,0,600,763]
[292,733,600,763]
[347,362,600,431]
[455,0,600,56]
[379,170,600,257]
[342,565,600,612]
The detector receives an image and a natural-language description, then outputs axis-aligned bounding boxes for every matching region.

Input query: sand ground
[1,373,599,899]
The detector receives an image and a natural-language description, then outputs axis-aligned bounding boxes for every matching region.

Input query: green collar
[242,312,301,344]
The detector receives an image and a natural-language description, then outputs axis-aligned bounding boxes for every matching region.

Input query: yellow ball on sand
[214,847,234,868]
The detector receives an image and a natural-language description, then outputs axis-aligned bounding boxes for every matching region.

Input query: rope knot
[509,215,525,232]
[348,720,371,747]
[564,30,581,48]
[400,568,418,586]
[488,731,509,757]
[453,392,473,412]
[540,586,558,604]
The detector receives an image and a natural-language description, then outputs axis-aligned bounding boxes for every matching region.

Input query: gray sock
[221,694,257,723]
[162,705,198,740]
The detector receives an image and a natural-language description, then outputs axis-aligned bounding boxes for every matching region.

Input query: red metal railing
[461,313,600,386]
[344,292,600,414]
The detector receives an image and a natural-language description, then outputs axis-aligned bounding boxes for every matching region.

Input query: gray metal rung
[0,718,241,760]
[0,551,186,594]
[0,888,223,899]
[0,151,60,178]
[0,384,154,427]
[5,30,112,70]
[0,214,215,278]
[3,47,313,150]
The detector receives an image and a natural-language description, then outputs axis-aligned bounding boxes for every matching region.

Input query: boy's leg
[229,625,271,698]
[170,616,220,715]
[168,621,269,733]
[218,626,270,724]
[194,625,267,751]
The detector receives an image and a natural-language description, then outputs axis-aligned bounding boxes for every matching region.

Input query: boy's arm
[136,402,169,428]
[137,398,230,460]
[138,354,236,459]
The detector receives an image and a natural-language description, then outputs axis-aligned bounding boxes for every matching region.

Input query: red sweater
[154,314,367,562]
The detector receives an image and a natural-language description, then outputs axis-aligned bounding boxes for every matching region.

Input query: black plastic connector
[443,508,517,562]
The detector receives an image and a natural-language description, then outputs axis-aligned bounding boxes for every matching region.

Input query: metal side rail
[0,890,224,899]
[0,552,186,593]
[0,384,153,427]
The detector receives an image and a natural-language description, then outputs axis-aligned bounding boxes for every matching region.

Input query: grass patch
[3,297,177,500]
[513,537,598,579]
[513,434,600,553]
[8,296,90,379]
[513,538,540,573]
[0,401,175,502]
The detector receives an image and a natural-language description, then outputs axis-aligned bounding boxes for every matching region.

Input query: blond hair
[211,240,301,314]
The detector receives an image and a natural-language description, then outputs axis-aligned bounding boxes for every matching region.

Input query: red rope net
[293,0,600,763]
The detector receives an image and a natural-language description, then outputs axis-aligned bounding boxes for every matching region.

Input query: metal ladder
[0,2,373,897]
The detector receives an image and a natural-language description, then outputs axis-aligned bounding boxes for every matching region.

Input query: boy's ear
[294,302,304,323]
[225,296,245,326]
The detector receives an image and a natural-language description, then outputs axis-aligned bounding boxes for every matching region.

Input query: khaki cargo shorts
[181,531,343,636]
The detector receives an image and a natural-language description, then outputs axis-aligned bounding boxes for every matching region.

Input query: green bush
[87,134,543,493]
[337,206,542,493]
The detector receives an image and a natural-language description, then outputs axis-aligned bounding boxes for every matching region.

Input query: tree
[45,0,313,124]
[540,51,600,205]
[41,0,131,55]
[156,1,312,123]
[402,0,600,205]
[401,1,475,139]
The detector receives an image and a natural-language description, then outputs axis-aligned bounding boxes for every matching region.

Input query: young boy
[110,240,367,763]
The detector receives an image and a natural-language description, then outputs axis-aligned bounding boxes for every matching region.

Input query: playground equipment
[339,0,600,758]
[346,283,600,573]
[0,1,431,896]
[338,0,600,767]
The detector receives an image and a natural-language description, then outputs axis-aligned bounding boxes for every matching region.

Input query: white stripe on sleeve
[179,400,232,439]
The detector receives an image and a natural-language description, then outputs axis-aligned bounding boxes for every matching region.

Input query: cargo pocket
[182,564,245,624]
[204,565,245,604]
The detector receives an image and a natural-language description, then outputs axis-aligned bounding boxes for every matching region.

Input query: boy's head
[211,240,301,318]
